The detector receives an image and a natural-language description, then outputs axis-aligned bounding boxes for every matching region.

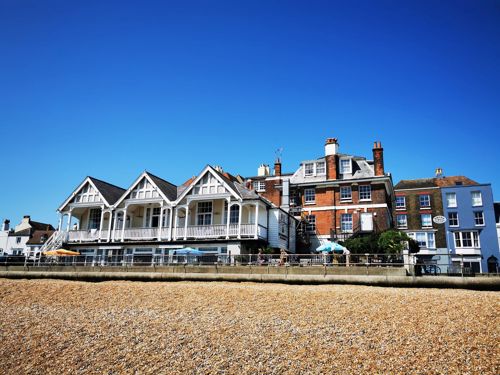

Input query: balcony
[65,224,267,243]
[175,224,267,240]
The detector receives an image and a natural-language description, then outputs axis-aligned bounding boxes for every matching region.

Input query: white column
[111,211,118,242]
[121,207,128,242]
[168,208,173,241]
[158,203,164,240]
[66,210,73,231]
[98,206,105,241]
[57,213,63,231]
[254,203,259,239]
[225,198,231,239]
[237,203,242,239]
[107,211,113,242]
[174,208,179,240]
[184,205,189,240]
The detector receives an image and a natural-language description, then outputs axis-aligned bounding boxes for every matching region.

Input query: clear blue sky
[1,0,499,226]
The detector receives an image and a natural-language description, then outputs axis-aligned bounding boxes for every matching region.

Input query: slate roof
[211,167,259,200]
[89,177,126,205]
[26,220,55,231]
[26,230,55,245]
[395,176,478,190]
[394,178,438,190]
[146,172,178,201]
[289,154,378,184]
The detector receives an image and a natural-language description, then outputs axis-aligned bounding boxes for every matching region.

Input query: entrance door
[360,213,373,232]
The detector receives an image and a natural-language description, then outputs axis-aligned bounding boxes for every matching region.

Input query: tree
[377,230,412,254]
[342,233,382,254]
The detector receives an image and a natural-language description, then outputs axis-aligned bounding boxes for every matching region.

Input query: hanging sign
[433,216,446,224]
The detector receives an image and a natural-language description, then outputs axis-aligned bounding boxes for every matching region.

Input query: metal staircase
[38,230,67,254]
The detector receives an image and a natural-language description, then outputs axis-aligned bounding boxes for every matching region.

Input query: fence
[0,253,492,276]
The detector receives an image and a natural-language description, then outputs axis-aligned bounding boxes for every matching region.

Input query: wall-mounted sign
[433,216,446,224]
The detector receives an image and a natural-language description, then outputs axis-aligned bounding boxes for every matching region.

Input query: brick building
[246,138,394,252]
[393,172,478,271]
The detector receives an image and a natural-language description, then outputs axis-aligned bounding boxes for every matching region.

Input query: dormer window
[253,181,266,192]
[316,162,326,175]
[340,159,351,174]
[304,163,314,176]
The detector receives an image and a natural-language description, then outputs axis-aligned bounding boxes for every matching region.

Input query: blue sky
[1,0,499,226]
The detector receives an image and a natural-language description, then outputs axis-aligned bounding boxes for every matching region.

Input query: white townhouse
[48,165,297,261]
[0,217,55,257]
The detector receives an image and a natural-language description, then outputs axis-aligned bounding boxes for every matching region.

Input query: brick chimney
[325,138,338,180]
[274,158,282,176]
[372,141,384,176]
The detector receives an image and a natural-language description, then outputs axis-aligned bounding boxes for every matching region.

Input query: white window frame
[253,181,266,192]
[454,231,480,248]
[396,214,408,228]
[304,188,316,204]
[196,201,213,226]
[359,185,372,201]
[446,192,457,208]
[421,214,432,228]
[304,163,314,177]
[419,194,431,209]
[223,202,240,225]
[409,232,436,249]
[471,191,482,207]
[474,211,485,226]
[448,212,459,227]
[339,158,352,174]
[341,213,353,233]
[88,208,101,230]
[316,162,326,175]
[340,186,352,201]
[395,196,406,210]
[396,214,407,229]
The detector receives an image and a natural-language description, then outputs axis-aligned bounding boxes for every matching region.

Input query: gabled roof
[89,177,126,205]
[212,168,260,200]
[395,176,478,190]
[59,176,126,211]
[114,171,177,207]
[146,172,178,201]
[176,165,259,203]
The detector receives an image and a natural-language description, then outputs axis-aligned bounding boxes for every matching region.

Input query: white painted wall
[0,230,29,256]
[267,209,296,252]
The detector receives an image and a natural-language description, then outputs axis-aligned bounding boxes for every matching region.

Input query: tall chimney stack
[274,158,282,176]
[325,138,338,180]
[2,219,10,231]
[372,141,384,176]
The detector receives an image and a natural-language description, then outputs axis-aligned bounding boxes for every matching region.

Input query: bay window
[454,231,480,248]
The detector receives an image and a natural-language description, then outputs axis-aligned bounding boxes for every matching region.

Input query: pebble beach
[0,278,498,374]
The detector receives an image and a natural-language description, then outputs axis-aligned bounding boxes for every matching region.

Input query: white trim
[195,201,213,226]
[113,172,173,208]
[175,165,242,204]
[301,203,388,212]
[58,177,111,212]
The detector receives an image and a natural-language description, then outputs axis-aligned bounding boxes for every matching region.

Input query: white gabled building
[47,166,297,261]
[0,217,55,257]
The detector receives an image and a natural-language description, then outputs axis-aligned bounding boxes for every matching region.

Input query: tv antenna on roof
[275,147,283,162]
